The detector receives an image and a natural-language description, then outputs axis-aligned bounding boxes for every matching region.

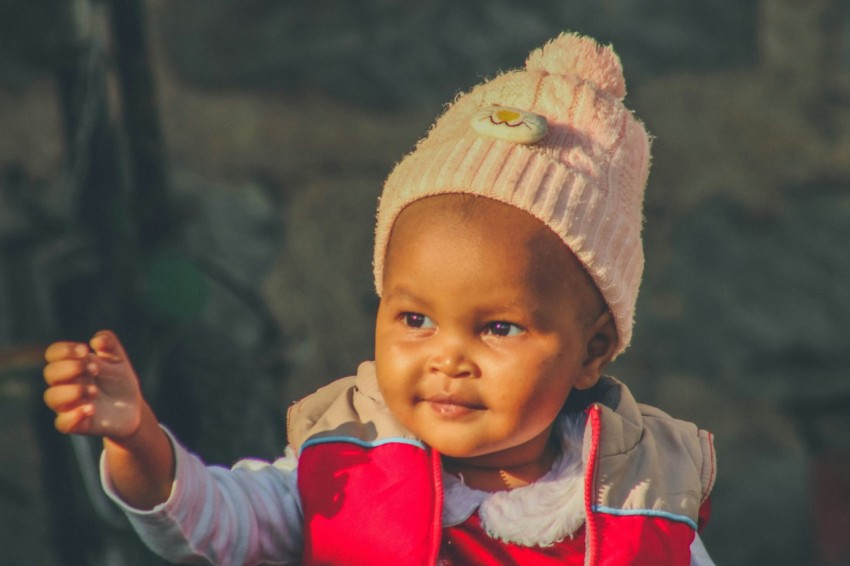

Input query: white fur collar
[441,414,586,547]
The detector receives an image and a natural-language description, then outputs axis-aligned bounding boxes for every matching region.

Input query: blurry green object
[143,251,209,322]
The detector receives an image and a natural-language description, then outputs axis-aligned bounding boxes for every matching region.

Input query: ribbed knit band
[373,33,650,356]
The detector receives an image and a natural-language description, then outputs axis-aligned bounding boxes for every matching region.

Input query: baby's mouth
[423,393,485,418]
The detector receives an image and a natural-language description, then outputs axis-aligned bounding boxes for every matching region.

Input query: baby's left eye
[483,321,524,337]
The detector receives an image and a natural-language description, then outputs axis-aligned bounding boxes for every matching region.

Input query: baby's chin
[390,403,514,458]
[411,428,498,460]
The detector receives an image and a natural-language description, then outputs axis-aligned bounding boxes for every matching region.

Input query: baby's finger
[90,330,126,363]
[44,341,90,363]
[44,383,97,412]
[54,405,95,435]
[43,358,96,385]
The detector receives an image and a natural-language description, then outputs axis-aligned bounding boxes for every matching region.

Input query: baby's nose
[428,337,476,378]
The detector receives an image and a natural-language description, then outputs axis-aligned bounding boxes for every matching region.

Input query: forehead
[388,195,546,260]
[385,195,596,305]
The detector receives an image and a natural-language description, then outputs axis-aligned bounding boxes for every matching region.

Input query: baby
[43,32,716,565]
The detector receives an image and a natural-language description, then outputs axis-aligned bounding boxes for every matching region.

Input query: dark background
[1,0,849,564]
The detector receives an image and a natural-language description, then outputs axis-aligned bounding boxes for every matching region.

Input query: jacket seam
[301,436,426,451]
[583,404,602,566]
[590,505,698,530]
[701,431,716,503]
[429,447,444,564]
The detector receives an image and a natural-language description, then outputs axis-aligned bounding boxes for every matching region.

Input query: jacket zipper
[584,404,602,566]
[428,447,444,564]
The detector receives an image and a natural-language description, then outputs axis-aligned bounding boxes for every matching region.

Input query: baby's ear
[574,312,618,390]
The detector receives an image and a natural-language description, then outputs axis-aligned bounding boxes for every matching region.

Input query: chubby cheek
[502,362,574,425]
[497,345,571,393]
[378,382,410,423]
[377,378,428,443]
[375,318,429,385]
[375,345,419,420]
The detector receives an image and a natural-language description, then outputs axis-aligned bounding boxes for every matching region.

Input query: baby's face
[375,196,615,467]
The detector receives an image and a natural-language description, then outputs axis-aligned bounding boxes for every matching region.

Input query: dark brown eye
[402,313,434,329]
[484,321,523,337]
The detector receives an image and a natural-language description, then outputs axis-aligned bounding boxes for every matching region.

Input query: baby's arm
[45,331,305,564]
[43,330,174,509]
[102,435,304,565]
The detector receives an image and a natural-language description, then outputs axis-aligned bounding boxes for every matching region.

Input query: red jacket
[288,363,715,565]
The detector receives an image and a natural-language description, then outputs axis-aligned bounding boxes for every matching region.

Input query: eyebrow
[381,286,429,307]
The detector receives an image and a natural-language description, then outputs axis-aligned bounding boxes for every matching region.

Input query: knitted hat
[373,32,651,356]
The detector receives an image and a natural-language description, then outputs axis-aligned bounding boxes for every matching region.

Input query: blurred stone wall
[1,0,849,564]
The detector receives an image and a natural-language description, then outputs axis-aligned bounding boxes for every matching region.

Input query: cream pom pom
[525,32,626,100]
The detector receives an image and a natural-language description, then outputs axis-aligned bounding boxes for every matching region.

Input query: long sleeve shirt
[101,419,715,565]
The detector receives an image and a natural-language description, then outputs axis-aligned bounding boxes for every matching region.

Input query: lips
[423,393,485,419]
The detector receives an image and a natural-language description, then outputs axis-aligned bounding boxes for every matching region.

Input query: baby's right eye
[402,313,435,329]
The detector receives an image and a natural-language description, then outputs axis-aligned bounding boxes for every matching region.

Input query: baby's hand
[43,330,144,441]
